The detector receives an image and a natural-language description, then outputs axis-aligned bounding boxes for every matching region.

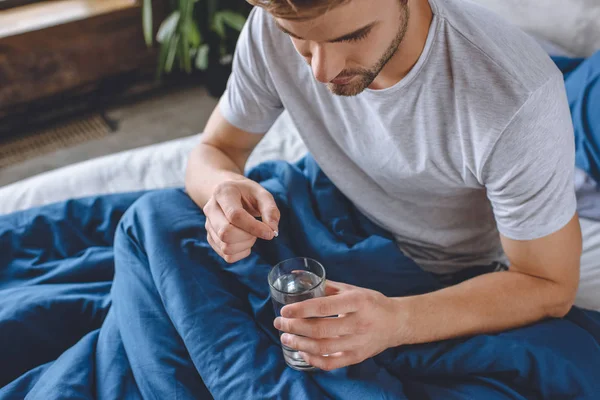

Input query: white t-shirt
[220,0,577,274]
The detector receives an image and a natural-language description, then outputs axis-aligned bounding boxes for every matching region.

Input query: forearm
[184,143,248,208]
[394,270,574,346]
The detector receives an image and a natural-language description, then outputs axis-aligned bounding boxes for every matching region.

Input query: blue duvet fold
[1,156,600,400]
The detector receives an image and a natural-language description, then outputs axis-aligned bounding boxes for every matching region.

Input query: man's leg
[112,189,327,399]
[112,190,213,400]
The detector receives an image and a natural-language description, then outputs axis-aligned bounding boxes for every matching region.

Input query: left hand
[274,280,406,371]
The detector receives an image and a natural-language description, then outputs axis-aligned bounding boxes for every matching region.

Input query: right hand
[203,178,280,263]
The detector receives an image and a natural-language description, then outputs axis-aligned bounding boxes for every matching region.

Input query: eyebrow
[275,21,378,43]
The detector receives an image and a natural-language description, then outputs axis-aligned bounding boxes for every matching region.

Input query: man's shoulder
[433,0,559,93]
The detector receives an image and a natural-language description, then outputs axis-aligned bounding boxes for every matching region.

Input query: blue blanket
[555,51,600,183]
[1,155,600,400]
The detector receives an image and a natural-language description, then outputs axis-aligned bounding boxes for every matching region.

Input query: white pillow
[529,34,576,58]
[469,0,600,57]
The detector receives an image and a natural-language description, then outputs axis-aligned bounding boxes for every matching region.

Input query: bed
[1,1,600,399]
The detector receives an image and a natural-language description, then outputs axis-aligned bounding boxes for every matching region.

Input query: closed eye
[335,29,371,43]
[275,20,378,44]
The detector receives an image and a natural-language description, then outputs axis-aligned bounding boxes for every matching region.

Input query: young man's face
[274,0,410,96]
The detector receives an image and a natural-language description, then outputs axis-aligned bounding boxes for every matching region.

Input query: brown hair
[246,0,351,20]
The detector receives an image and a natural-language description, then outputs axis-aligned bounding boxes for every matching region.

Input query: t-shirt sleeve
[219,7,284,134]
[482,74,577,240]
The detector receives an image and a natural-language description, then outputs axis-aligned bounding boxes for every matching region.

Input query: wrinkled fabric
[554,52,600,183]
[1,156,600,399]
[552,52,600,221]
[574,167,600,222]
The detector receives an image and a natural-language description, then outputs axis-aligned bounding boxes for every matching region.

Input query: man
[184,0,582,371]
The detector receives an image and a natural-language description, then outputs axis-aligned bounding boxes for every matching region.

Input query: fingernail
[281,333,291,345]
[273,230,279,238]
[274,318,282,330]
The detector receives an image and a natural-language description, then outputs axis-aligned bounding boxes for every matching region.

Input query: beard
[327,4,410,97]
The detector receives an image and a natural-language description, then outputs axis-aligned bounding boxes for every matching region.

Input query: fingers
[206,221,256,255]
[281,292,360,318]
[213,186,274,240]
[207,229,252,264]
[281,333,358,357]
[202,179,280,264]
[204,201,255,244]
[274,314,357,338]
[203,201,256,263]
[299,351,356,372]
[255,190,280,233]
[324,280,352,296]
[324,280,352,291]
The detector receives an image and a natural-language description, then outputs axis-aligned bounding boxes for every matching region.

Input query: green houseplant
[142,0,251,97]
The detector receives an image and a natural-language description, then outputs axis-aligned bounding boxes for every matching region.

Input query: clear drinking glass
[268,257,326,371]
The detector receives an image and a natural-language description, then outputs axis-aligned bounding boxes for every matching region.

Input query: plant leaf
[157,11,180,44]
[180,33,192,73]
[195,44,209,71]
[178,44,184,70]
[142,0,153,47]
[219,54,233,66]
[212,12,226,39]
[181,0,194,22]
[219,11,247,32]
[156,39,170,80]
[165,34,180,73]
[184,19,202,47]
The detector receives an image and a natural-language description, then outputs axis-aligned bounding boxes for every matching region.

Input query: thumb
[256,189,280,235]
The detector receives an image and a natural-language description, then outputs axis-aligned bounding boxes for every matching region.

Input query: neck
[369,0,433,90]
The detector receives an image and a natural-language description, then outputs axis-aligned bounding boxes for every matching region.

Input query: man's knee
[131,189,190,215]
[116,189,197,245]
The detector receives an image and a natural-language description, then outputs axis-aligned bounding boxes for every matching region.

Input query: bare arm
[394,213,582,345]
[274,214,583,371]
[185,105,265,208]
[185,105,280,264]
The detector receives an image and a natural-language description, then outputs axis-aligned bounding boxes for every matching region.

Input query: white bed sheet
[0,112,307,215]
[470,0,600,57]
[577,219,600,311]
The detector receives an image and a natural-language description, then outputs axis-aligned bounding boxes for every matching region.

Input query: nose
[310,44,343,83]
